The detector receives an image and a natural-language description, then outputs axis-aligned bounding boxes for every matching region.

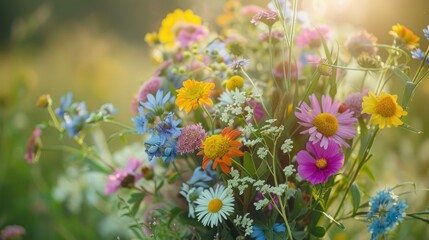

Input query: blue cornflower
[366,189,408,240]
[251,223,287,240]
[141,90,173,115]
[411,48,429,64]
[155,112,182,141]
[62,102,88,137]
[188,163,216,188]
[132,107,148,135]
[145,134,177,163]
[55,92,73,118]
[423,25,429,40]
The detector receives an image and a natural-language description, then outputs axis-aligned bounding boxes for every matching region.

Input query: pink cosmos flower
[176,123,207,154]
[104,158,143,195]
[297,140,344,185]
[25,127,42,164]
[176,25,208,48]
[251,10,278,26]
[248,100,265,122]
[295,94,357,149]
[295,25,330,49]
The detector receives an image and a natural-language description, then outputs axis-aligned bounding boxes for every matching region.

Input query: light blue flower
[144,134,177,163]
[251,223,287,240]
[188,163,216,188]
[55,92,73,118]
[366,189,408,240]
[132,107,148,135]
[141,90,172,115]
[62,102,88,137]
[411,48,429,64]
[423,25,429,40]
[155,112,182,142]
[179,184,203,218]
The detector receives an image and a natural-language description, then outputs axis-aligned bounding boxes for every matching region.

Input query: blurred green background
[1,0,429,239]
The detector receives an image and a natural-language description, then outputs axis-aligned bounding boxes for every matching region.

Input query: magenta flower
[105,158,143,195]
[295,94,357,149]
[295,25,330,49]
[248,100,265,122]
[25,127,42,164]
[297,140,344,185]
[176,123,207,154]
[255,192,278,211]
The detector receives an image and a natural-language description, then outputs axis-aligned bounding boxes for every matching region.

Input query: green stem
[47,105,62,130]
[202,106,215,134]
[240,67,271,117]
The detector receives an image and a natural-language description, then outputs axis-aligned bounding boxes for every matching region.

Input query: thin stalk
[240,67,271,117]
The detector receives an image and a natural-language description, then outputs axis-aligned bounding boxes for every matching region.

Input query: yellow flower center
[185,86,204,100]
[226,75,244,90]
[315,158,328,169]
[312,113,338,137]
[375,96,397,117]
[203,135,230,159]
[207,198,223,213]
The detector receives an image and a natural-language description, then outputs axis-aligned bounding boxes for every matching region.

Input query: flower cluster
[28,1,429,239]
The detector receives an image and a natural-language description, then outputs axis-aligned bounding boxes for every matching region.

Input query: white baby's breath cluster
[257,147,269,159]
[216,89,254,126]
[233,213,254,236]
[228,168,256,195]
[281,139,293,153]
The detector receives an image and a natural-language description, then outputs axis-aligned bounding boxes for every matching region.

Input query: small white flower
[281,139,293,153]
[283,165,296,177]
[257,147,269,159]
[195,185,235,227]
[254,198,270,210]
[234,213,253,236]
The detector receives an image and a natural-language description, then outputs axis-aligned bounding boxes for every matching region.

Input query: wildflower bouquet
[27,0,429,239]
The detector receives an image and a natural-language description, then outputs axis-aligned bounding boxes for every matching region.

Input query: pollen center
[203,135,230,159]
[315,158,328,169]
[207,198,223,213]
[375,96,396,117]
[312,113,339,137]
[185,86,204,100]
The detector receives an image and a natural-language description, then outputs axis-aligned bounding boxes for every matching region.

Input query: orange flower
[389,24,420,49]
[175,79,214,113]
[198,127,244,174]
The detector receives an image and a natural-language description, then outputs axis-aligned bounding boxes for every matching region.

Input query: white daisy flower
[195,185,235,227]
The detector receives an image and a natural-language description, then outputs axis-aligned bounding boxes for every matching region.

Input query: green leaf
[128,192,146,216]
[391,68,411,83]
[168,207,182,227]
[350,184,361,214]
[362,165,376,182]
[402,81,417,109]
[399,122,423,134]
[243,151,257,177]
[309,226,326,238]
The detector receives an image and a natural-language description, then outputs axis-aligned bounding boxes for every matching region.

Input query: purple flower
[248,100,265,122]
[176,123,206,154]
[297,140,344,185]
[55,92,73,118]
[25,127,42,164]
[347,31,378,57]
[295,94,357,149]
[251,10,278,27]
[176,25,208,48]
[344,91,370,119]
[295,25,330,49]
[132,107,148,135]
[1,225,25,240]
[155,112,182,142]
[145,134,177,163]
[104,158,142,195]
